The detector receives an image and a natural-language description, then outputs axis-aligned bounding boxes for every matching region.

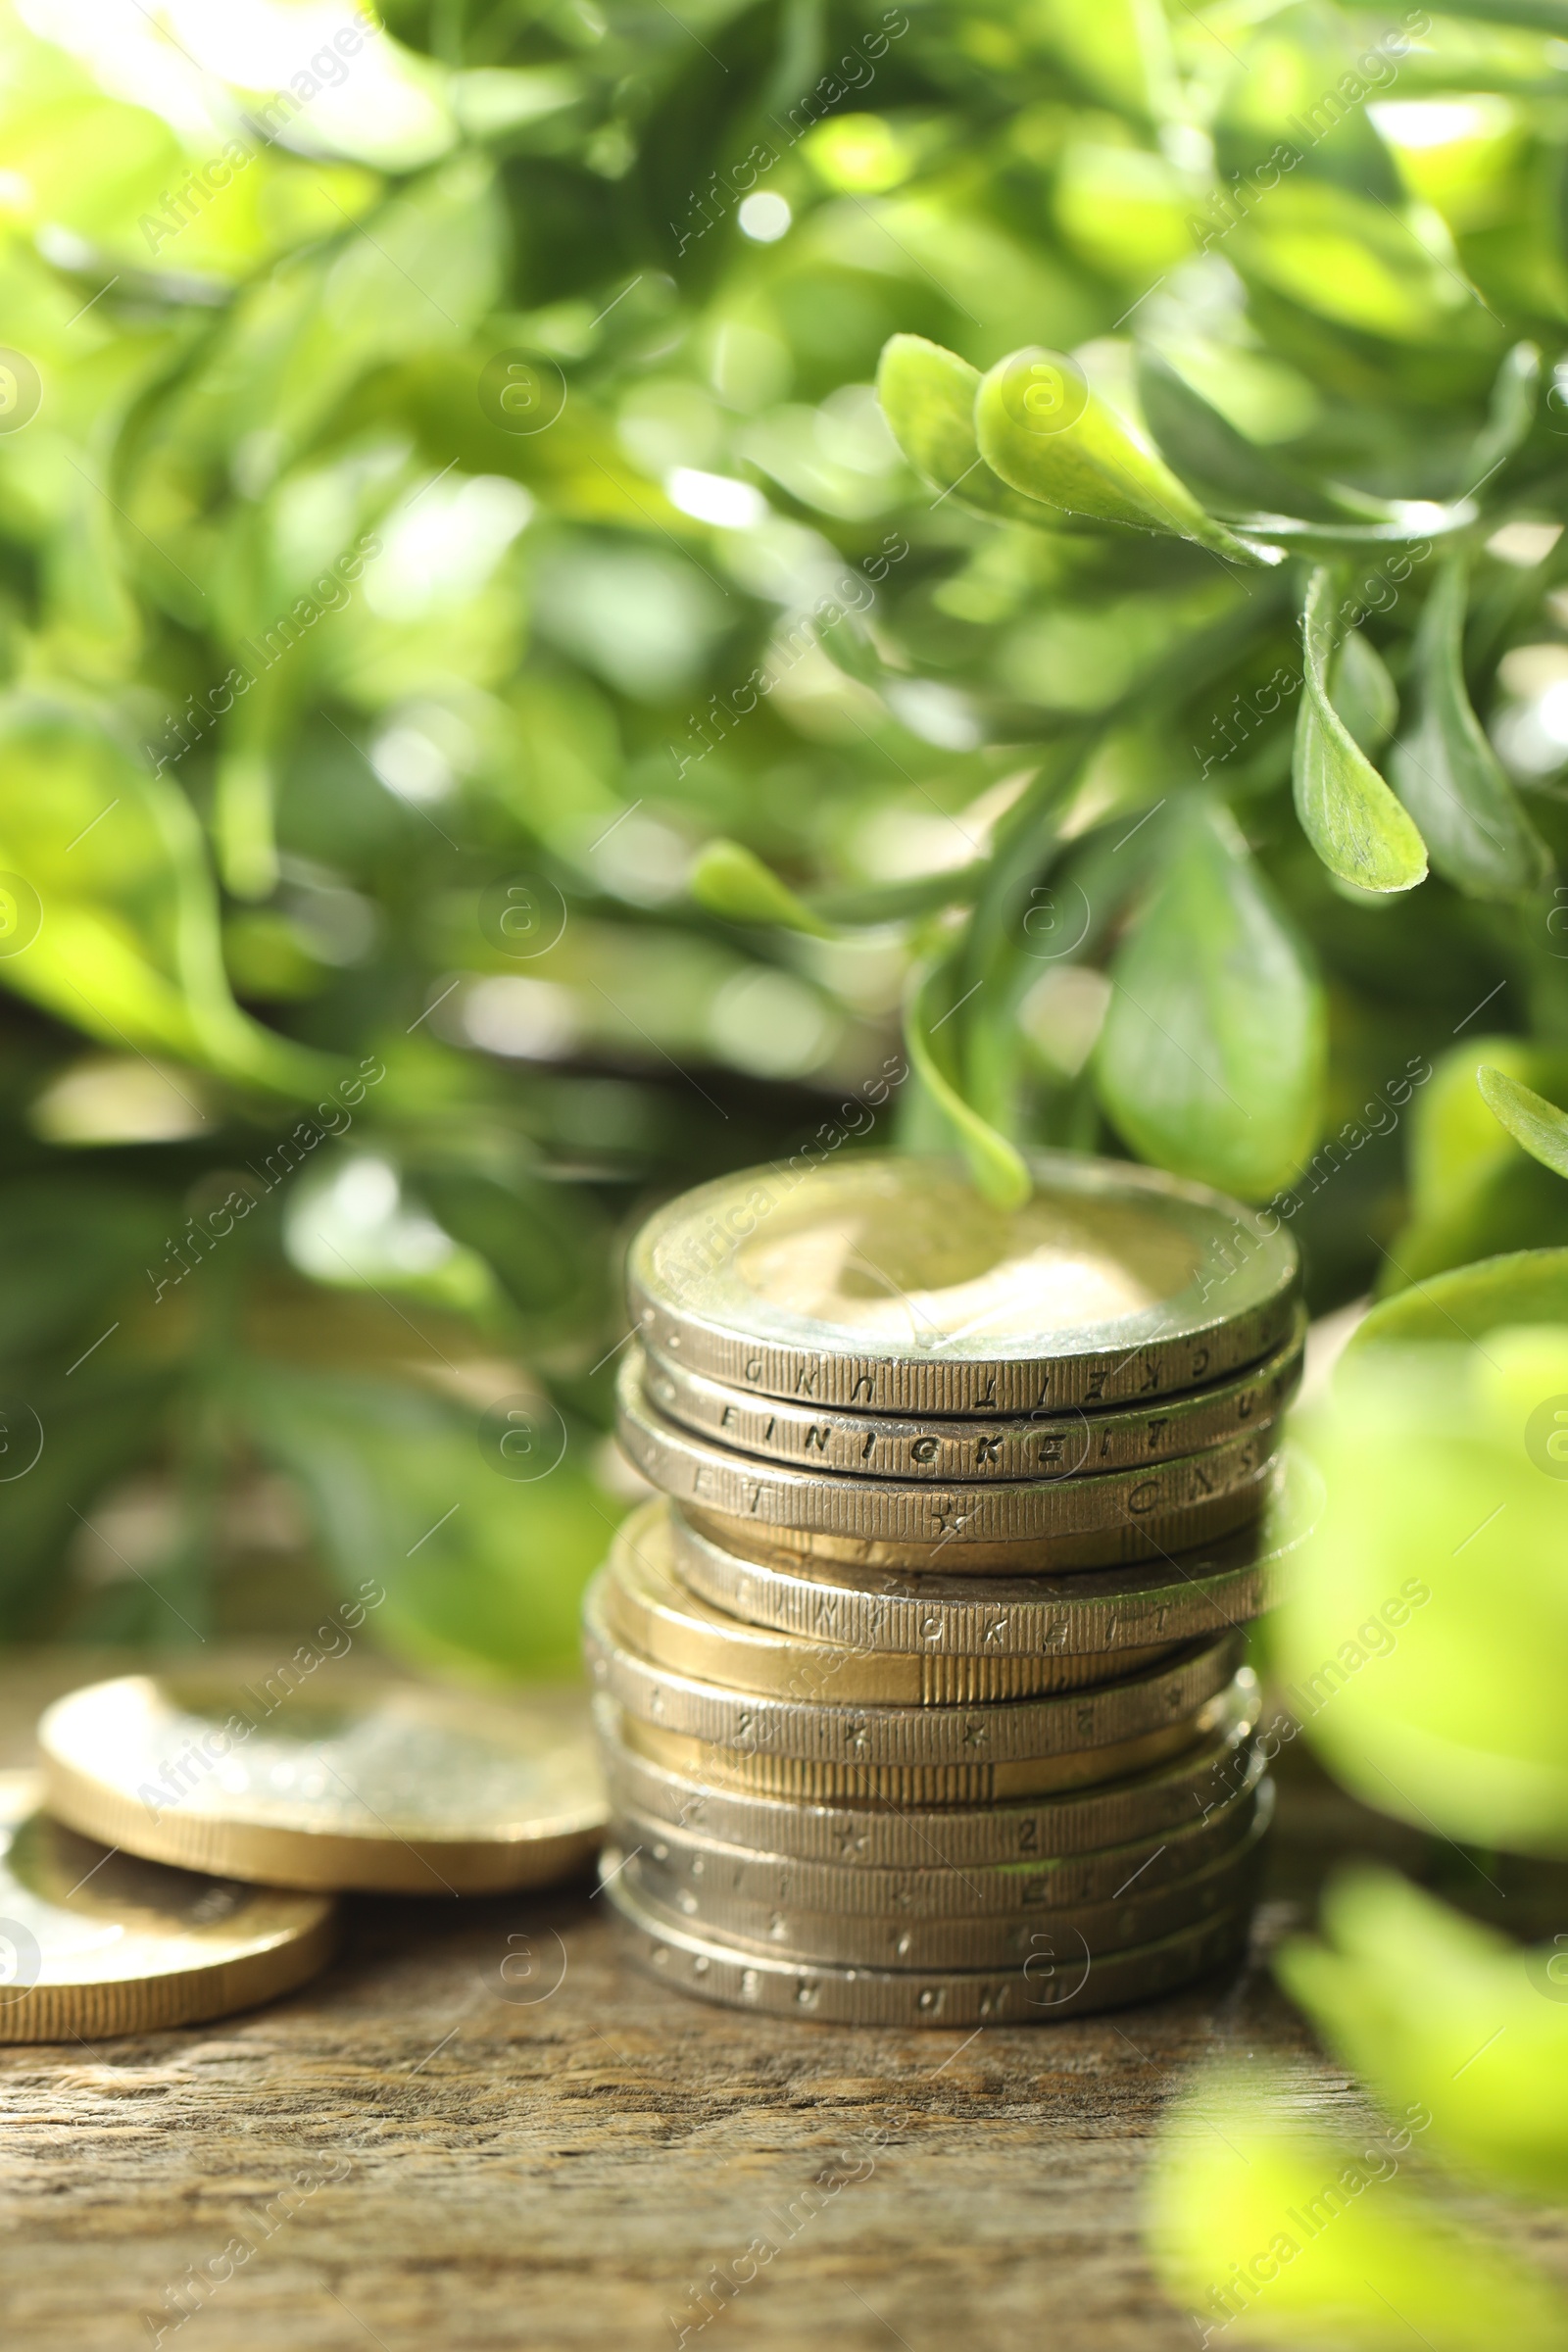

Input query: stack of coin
[587,1151,1303,2025]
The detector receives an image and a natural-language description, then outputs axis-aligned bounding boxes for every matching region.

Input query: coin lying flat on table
[596,1673,1260,1866]
[606,1503,1177,1700]
[618,1356,1282,1545]
[641,1309,1304,1481]
[628,1152,1298,1413]
[585,1584,1243,1762]
[0,1772,335,2041]
[667,1455,1315,1656]
[619,1782,1272,1969]
[605,1861,1250,2025]
[612,1767,1264,1918]
[40,1676,607,1894]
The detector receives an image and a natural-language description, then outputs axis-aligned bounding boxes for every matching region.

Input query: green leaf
[1134,347,1388,525]
[1151,2062,1568,2351]
[0,693,329,1096]
[1348,1248,1568,1354]
[1294,566,1428,894]
[1463,341,1542,490]
[1095,801,1325,1200]
[905,958,1030,1209]
[973,347,1280,564]
[1281,1868,1568,2199]
[1332,630,1398,756]
[1478,1064,1568,1181]
[1390,558,1551,899]
[875,335,1065,526]
[689,841,832,937]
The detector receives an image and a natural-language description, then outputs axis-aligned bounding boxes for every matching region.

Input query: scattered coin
[0,1772,335,2042]
[40,1675,607,1895]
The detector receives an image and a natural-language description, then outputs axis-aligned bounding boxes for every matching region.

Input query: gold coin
[642,1308,1303,1480]
[584,1585,1243,1762]
[0,1772,335,2042]
[612,1768,1264,1917]
[594,1672,1261,1866]
[604,1863,1251,2024]
[40,1676,607,1895]
[685,1479,1272,1572]
[628,1152,1298,1412]
[667,1452,1317,1653]
[605,1503,1176,1701]
[617,1355,1282,1544]
[616,1783,1271,1968]
[611,1689,1233,1803]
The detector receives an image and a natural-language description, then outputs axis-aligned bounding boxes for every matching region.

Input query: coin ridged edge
[604,1863,1252,2024]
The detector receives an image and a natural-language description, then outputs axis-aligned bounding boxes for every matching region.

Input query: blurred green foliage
[3,0,1568,1688]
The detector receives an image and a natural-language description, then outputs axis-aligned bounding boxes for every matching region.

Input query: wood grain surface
[0,1653,1487,2352]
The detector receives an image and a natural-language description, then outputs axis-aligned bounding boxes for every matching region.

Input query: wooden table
[0,1654,1421,2352]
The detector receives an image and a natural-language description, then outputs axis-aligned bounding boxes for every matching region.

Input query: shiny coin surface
[617,1782,1271,1968]
[641,1309,1303,1481]
[595,1673,1260,1866]
[686,1481,1272,1572]
[605,1863,1251,2024]
[617,1356,1282,1544]
[667,1453,1316,1654]
[612,1687,1233,1804]
[0,1772,335,2041]
[612,1768,1264,1917]
[585,1585,1243,1762]
[41,1676,607,1895]
[606,1504,1176,1700]
[628,1152,1298,1412]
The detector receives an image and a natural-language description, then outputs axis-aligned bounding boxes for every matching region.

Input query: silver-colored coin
[604,1862,1252,2024]
[642,1309,1303,1481]
[612,1768,1263,1918]
[617,1782,1272,1968]
[583,1582,1243,1763]
[685,1479,1273,1572]
[608,1502,1178,1700]
[666,1450,1317,1655]
[628,1151,1298,1412]
[617,1355,1283,1544]
[592,1670,1261,1864]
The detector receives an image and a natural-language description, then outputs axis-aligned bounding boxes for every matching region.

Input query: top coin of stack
[589,1151,1301,2025]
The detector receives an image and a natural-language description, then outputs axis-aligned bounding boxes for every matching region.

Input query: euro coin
[612,1684,1236,1804]
[604,1863,1251,2023]
[0,1772,335,2041]
[584,1587,1243,1762]
[628,1151,1298,1411]
[617,1355,1282,1545]
[665,1452,1316,1654]
[606,1503,1177,1700]
[594,1671,1261,1866]
[40,1675,607,1895]
[641,1307,1303,1481]
[611,1768,1264,1917]
[617,1781,1271,1967]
